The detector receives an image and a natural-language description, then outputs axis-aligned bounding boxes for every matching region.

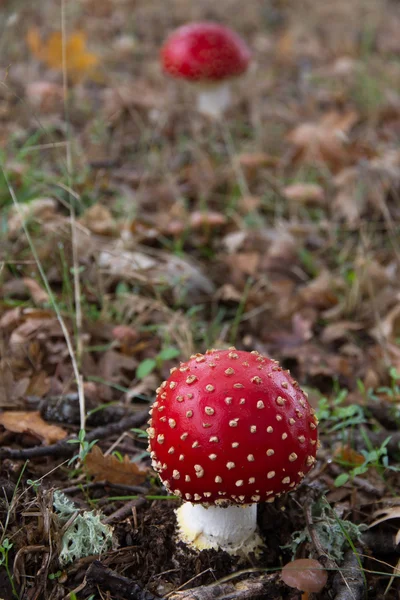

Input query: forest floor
[1,0,400,598]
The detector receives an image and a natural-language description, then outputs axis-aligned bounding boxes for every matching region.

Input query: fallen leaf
[333,151,400,226]
[84,445,147,485]
[22,278,49,305]
[371,304,400,342]
[80,204,117,236]
[26,28,99,82]
[25,81,64,114]
[321,321,364,344]
[299,271,340,309]
[8,198,57,235]
[0,411,67,444]
[189,211,227,230]
[334,445,365,466]
[284,183,326,206]
[238,153,278,180]
[287,111,358,171]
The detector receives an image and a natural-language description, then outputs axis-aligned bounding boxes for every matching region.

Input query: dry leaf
[26,27,99,82]
[299,271,339,309]
[22,278,49,304]
[238,152,278,180]
[287,111,358,171]
[25,81,64,113]
[84,445,147,485]
[0,411,67,444]
[189,211,227,230]
[371,304,400,342]
[284,183,326,206]
[334,445,365,466]
[80,204,117,236]
[8,198,57,235]
[321,321,363,344]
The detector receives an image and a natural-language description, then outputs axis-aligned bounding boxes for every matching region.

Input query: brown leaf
[25,81,64,114]
[238,153,278,180]
[334,445,365,466]
[84,445,147,485]
[0,411,67,444]
[299,271,340,309]
[371,304,400,342]
[22,278,49,304]
[321,321,364,344]
[8,198,57,235]
[287,111,358,171]
[284,183,326,206]
[189,211,227,230]
[80,204,117,236]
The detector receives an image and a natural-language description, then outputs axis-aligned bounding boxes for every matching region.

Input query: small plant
[0,538,18,597]
[136,346,180,380]
[317,387,367,434]
[369,367,400,402]
[334,432,399,487]
[67,429,98,466]
[283,498,366,562]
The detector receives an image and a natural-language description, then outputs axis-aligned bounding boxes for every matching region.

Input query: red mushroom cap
[160,22,251,82]
[147,349,318,504]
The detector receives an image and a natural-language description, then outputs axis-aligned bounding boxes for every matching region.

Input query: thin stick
[61,0,85,431]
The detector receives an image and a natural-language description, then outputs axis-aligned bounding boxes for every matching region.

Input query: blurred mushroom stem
[196,82,231,118]
[176,502,263,554]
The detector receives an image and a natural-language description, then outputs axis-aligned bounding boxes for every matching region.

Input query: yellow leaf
[26,27,43,60]
[26,28,99,82]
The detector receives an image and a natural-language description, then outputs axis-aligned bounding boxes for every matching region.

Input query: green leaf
[136,358,156,379]
[334,473,350,487]
[158,346,180,361]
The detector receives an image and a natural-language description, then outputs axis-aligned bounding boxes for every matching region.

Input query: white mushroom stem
[176,502,263,554]
[196,82,232,118]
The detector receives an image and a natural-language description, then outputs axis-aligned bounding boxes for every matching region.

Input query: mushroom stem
[196,82,232,118]
[176,502,262,554]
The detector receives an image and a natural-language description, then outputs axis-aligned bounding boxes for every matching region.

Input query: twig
[80,560,161,600]
[332,549,365,600]
[104,496,147,524]
[304,501,337,570]
[0,410,149,460]
[168,574,277,600]
[62,481,148,495]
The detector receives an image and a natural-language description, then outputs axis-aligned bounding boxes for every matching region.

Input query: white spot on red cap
[194,464,204,477]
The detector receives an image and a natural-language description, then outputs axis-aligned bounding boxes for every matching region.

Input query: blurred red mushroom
[161,22,251,118]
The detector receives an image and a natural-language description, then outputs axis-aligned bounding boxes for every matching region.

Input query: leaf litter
[1,0,400,598]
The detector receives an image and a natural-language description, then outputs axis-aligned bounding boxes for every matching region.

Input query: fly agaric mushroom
[147,348,318,554]
[161,22,251,118]
[281,558,328,599]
